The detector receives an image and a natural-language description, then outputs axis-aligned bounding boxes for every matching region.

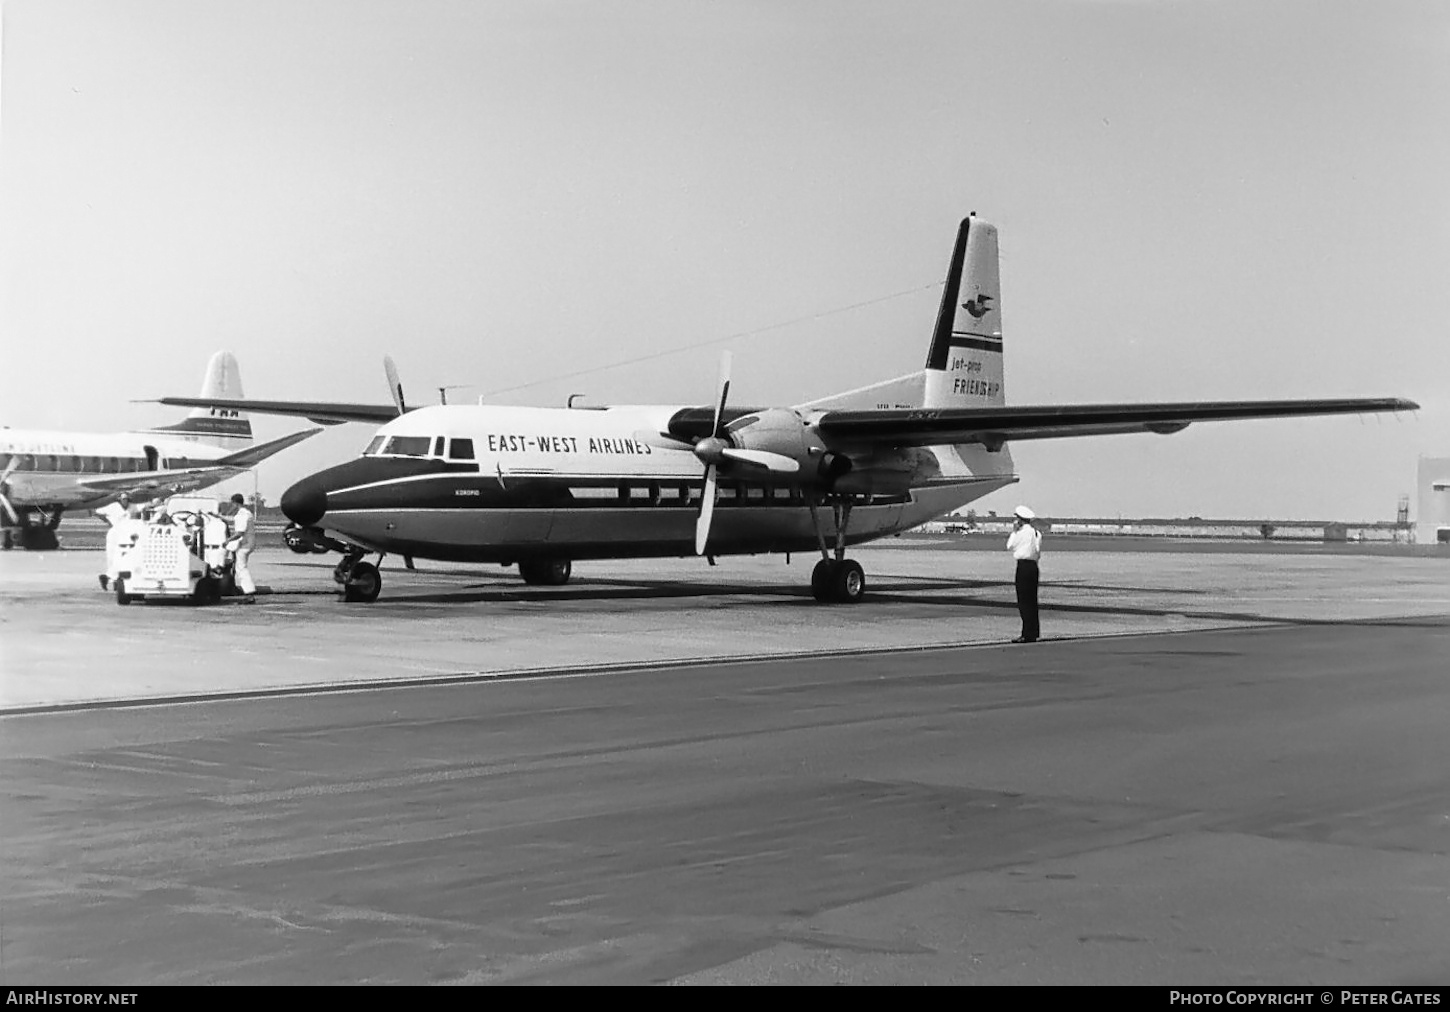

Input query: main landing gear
[2,505,63,551]
[807,498,865,604]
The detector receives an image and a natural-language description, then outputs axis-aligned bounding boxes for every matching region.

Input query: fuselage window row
[1,453,154,474]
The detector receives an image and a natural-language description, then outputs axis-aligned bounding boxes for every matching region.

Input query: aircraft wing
[75,429,322,496]
[77,466,248,496]
[212,428,323,467]
[811,397,1419,449]
[155,397,399,426]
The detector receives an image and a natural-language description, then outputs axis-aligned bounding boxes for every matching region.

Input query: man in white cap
[1006,505,1042,643]
[225,493,257,604]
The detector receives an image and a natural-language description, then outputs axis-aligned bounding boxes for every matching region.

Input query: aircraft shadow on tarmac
[262,564,1351,629]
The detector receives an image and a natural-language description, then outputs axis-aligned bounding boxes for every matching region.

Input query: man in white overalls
[96,492,141,591]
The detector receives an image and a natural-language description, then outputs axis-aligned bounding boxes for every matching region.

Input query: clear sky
[2,0,1446,520]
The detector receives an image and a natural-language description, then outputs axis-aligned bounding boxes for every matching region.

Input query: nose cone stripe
[281,480,328,526]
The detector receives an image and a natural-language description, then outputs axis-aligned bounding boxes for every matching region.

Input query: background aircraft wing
[78,466,246,496]
[212,428,323,467]
[812,397,1419,449]
[155,397,400,425]
[76,429,321,496]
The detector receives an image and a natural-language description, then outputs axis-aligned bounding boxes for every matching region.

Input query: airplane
[1,351,320,549]
[159,215,1418,603]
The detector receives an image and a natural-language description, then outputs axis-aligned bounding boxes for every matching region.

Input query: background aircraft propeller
[0,458,20,525]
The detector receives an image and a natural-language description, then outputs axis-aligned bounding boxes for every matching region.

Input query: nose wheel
[335,552,383,603]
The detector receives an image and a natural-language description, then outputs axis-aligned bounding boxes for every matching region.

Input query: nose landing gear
[334,551,383,603]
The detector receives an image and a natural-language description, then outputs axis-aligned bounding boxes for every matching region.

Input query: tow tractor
[114,495,236,606]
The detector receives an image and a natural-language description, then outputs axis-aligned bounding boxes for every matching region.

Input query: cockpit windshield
[366,435,434,457]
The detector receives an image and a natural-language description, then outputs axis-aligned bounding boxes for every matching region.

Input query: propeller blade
[720,448,800,473]
[0,459,19,524]
[383,356,407,414]
[695,465,718,555]
[711,350,732,437]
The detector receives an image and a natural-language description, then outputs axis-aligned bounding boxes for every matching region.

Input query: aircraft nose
[280,480,328,527]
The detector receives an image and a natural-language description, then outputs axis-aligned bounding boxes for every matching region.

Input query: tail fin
[923,215,1005,409]
[136,351,254,447]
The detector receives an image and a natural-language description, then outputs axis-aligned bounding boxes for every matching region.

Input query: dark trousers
[1015,559,1040,641]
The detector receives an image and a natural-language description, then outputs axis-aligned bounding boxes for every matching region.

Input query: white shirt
[230,505,256,550]
[95,502,126,527]
[1007,523,1042,561]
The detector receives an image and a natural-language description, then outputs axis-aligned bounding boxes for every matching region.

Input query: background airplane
[1,351,319,549]
[161,216,1418,602]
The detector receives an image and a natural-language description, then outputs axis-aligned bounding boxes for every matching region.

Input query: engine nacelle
[726,408,852,486]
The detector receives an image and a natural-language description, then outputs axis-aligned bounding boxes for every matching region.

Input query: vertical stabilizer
[923,216,1005,409]
[922,216,1014,478]
[136,351,253,446]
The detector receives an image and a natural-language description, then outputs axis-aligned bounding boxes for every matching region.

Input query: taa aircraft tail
[134,351,254,447]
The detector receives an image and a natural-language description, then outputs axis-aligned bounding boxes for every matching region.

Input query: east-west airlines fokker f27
[0,352,319,549]
[161,216,1418,603]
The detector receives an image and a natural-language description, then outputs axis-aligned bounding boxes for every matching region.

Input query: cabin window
[108,457,120,473]
[380,435,432,457]
[41,455,57,472]
[448,438,475,460]
[433,436,446,456]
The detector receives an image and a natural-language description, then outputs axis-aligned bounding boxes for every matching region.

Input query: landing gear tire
[194,576,221,606]
[519,558,572,586]
[17,526,59,551]
[811,559,836,602]
[115,578,133,606]
[343,561,382,603]
[810,558,865,604]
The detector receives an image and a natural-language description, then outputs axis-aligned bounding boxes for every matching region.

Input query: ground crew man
[226,493,257,604]
[95,492,140,591]
[1007,504,1042,643]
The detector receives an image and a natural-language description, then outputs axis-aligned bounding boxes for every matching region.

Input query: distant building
[1417,456,1450,544]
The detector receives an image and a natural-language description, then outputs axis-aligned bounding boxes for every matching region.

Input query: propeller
[694,351,732,555]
